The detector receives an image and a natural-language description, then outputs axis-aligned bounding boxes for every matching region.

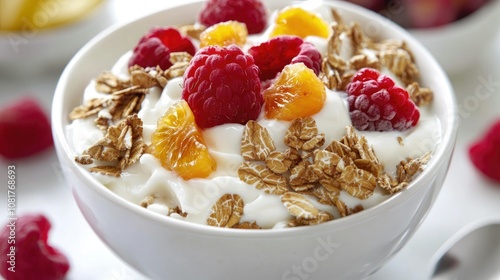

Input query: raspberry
[0,97,53,159]
[248,36,322,81]
[128,27,196,70]
[182,45,263,129]
[0,214,70,280]
[469,120,500,183]
[199,0,267,34]
[346,68,420,131]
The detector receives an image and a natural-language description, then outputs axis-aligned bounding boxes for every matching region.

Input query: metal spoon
[431,223,500,280]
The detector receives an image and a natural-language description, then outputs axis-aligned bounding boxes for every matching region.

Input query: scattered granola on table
[67,2,440,229]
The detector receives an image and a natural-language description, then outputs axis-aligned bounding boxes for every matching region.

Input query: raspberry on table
[346,68,420,131]
[199,0,267,34]
[248,35,322,81]
[182,45,263,129]
[0,214,70,280]
[0,97,53,159]
[128,27,196,70]
[469,120,500,183]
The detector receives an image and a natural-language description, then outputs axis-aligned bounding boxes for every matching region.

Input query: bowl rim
[52,0,458,238]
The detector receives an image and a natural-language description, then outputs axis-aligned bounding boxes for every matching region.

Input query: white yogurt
[67,4,441,229]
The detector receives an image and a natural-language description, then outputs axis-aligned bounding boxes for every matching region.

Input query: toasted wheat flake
[140,195,155,208]
[236,117,431,227]
[130,69,158,88]
[95,71,130,94]
[339,165,376,199]
[313,149,343,177]
[178,24,206,40]
[207,194,244,228]
[86,144,121,162]
[241,120,276,161]
[309,186,338,206]
[378,152,431,194]
[289,160,320,187]
[266,151,292,174]
[379,48,419,86]
[69,98,108,120]
[281,192,319,220]
[406,82,433,106]
[75,154,93,165]
[89,165,121,177]
[349,54,380,71]
[397,136,404,146]
[75,114,146,176]
[233,221,261,229]
[169,206,188,217]
[238,162,288,195]
[285,117,321,150]
[288,211,334,227]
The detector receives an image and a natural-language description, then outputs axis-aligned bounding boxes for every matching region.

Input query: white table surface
[1,1,500,279]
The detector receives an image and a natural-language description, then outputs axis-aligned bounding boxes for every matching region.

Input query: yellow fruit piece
[269,7,330,39]
[151,100,216,179]
[263,63,326,121]
[199,21,248,48]
[0,0,102,31]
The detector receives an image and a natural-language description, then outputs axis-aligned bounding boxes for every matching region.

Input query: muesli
[68,0,439,229]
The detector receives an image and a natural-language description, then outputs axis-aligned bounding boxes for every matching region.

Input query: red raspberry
[0,97,53,159]
[199,0,267,34]
[469,120,500,183]
[0,214,70,280]
[248,36,322,81]
[182,45,263,129]
[129,27,196,70]
[346,68,420,131]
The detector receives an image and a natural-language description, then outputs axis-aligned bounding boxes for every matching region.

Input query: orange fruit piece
[199,21,248,48]
[269,7,330,39]
[151,100,216,179]
[263,63,326,121]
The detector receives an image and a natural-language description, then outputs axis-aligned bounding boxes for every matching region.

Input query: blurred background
[0,0,499,279]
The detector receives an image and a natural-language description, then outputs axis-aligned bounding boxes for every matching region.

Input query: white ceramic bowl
[409,0,500,75]
[52,1,458,279]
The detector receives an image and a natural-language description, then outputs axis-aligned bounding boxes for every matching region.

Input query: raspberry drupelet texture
[346,68,420,131]
[128,27,196,70]
[0,214,70,280]
[469,120,500,183]
[199,0,267,34]
[248,35,322,81]
[182,45,263,129]
[0,97,53,159]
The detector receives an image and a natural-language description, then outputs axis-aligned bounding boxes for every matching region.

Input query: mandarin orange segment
[151,100,216,179]
[263,63,326,121]
[199,21,248,48]
[269,7,330,39]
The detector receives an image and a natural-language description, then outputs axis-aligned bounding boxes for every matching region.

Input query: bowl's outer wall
[58,147,450,280]
[52,0,457,279]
